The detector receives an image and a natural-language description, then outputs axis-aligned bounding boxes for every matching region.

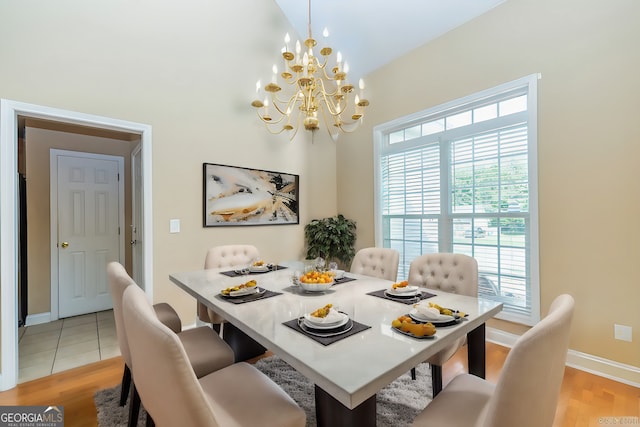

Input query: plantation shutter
[376,74,539,325]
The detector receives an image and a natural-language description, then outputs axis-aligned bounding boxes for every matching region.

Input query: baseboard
[25,312,51,326]
[487,327,640,388]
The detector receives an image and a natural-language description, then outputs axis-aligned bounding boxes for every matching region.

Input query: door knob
[60,242,69,248]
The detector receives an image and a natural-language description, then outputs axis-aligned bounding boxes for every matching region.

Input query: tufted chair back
[350,247,400,281]
[408,253,478,295]
[481,294,574,427]
[407,253,478,395]
[198,244,260,323]
[411,294,575,427]
[204,244,260,269]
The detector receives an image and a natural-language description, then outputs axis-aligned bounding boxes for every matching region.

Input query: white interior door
[131,145,144,288]
[54,150,123,318]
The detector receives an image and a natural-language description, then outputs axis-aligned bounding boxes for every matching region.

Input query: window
[374,75,540,325]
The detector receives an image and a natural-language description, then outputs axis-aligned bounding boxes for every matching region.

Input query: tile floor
[17,310,121,383]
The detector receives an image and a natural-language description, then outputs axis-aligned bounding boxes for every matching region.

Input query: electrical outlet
[614,324,632,342]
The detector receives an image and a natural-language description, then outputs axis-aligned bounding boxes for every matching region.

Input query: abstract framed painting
[203,163,300,227]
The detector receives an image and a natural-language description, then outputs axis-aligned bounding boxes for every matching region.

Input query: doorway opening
[0,99,154,390]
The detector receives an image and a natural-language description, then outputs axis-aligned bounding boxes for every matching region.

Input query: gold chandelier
[251,0,369,140]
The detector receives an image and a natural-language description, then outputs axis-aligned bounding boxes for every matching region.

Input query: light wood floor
[0,342,638,427]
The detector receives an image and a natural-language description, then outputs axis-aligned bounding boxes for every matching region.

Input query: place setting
[366,280,436,305]
[283,303,371,346]
[390,314,438,340]
[407,301,468,327]
[325,261,357,285]
[332,269,357,285]
[219,259,288,277]
[390,301,468,339]
[215,278,282,304]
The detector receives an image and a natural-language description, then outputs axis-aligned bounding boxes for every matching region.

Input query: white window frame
[373,74,540,325]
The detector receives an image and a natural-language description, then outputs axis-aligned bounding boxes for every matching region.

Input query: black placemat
[215,289,282,304]
[282,318,371,346]
[366,289,436,305]
[220,265,288,277]
[333,276,356,285]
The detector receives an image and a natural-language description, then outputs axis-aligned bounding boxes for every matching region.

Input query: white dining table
[169,262,503,427]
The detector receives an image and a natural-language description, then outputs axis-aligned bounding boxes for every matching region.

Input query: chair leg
[119,364,131,406]
[212,323,221,334]
[128,382,141,427]
[431,364,443,397]
[410,367,416,380]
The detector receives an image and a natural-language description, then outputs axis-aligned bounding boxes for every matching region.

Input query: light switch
[614,324,632,342]
[169,219,181,233]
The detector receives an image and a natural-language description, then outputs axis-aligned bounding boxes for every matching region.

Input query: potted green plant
[304,214,357,268]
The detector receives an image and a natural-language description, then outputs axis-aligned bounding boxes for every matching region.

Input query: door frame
[131,144,144,288]
[0,99,154,391]
[50,150,126,320]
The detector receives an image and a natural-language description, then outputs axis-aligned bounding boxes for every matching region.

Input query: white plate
[223,286,259,297]
[409,308,455,323]
[249,265,269,273]
[384,291,420,300]
[390,285,419,294]
[303,312,349,329]
[299,319,354,337]
[386,286,420,297]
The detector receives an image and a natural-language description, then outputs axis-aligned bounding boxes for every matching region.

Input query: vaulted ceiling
[274,0,506,80]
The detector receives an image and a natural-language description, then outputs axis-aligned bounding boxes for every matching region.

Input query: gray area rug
[95,356,432,427]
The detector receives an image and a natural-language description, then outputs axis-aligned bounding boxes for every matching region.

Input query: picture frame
[203,163,299,227]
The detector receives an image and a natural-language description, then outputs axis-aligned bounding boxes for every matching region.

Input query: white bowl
[298,281,334,292]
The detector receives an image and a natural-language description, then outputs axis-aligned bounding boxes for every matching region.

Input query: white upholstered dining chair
[407,253,478,395]
[350,247,400,281]
[108,262,234,426]
[198,244,261,332]
[122,282,306,427]
[412,294,575,427]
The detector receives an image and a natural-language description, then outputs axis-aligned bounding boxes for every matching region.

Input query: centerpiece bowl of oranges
[297,269,335,292]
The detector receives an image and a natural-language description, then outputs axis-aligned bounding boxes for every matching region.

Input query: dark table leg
[467,323,486,378]
[315,385,376,427]
[222,323,266,362]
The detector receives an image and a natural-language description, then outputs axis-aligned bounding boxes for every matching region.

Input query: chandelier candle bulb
[263,98,270,120]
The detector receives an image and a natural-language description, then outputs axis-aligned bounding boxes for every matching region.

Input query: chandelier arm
[270,100,289,117]
[315,75,340,98]
[286,111,303,141]
[258,109,290,125]
[315,79,341,117]
[260,118,290,135]
[334,119,363,133]
[317,64,337,82]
